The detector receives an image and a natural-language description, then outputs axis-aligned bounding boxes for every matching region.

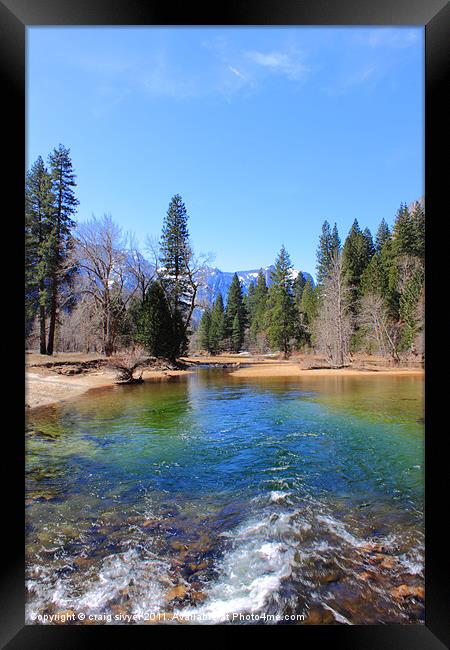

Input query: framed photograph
[1,0,448,646]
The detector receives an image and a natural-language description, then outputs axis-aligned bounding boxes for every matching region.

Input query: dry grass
[26,351,105,367]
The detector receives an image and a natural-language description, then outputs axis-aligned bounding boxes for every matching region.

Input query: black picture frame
[1,0,448,647]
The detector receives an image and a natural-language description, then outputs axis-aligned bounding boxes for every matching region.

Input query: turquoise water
[25,370,424,625]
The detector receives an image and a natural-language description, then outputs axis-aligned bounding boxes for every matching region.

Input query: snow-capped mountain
[197,266,314,309]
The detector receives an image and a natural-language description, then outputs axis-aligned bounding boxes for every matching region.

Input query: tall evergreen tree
[362,227,375,260]
[198,307,212,352]
[265,246,297,357]
[231,313,242,353]
[375,218,391,253]
[410,201,425,262]
[160,194,191,309]
[225,273,246,352]
[159,194,192,357]
[137,281,174,358]
[360,253,388,298]
[392,203,416,257]
[293,272,306,307]
[342,219,374,304]
[25,155,53,352]
[209,294,226,354]
[249,269,268,342]
[399,267,424,351]
[316,221,341,285]
[388,202,425,322]
[331,223,341,258]
[46,144,79,355]
[300,278,318,328]
[244,281,255,327]
[381,237,401,320]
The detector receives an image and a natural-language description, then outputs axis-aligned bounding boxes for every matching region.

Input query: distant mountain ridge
[197,266,314,309]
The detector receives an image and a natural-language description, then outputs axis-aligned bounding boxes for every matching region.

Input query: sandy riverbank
[25,352,423,410]
[182,354,424,379]
[226,364,424,379]
[25,368,192,410]
[25,352,193,410]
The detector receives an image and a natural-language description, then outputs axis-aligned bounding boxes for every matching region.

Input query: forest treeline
[26,145,425,365]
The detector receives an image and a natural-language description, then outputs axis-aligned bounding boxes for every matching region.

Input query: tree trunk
[47,171,63,356]
[46,279,57,355]
[103,312,114,356]
[39,282,47,355]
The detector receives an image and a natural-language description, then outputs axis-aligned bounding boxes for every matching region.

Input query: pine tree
[316,222,341,285]
[392,203,415,257]
[246,280,256,317]
[375,218,391,253]
[225,273,246,351]
[293,272,306,307]
[331,223,341,258]
[360,253,388,298]
[410,201,425,262]
[389,202,425,322]
[160,195,191,308]
[399,267,424,351]
[231,313,242,352]
[137,281,174,358]
[159,194,192,357]
[198,307,212,352]
[381,238,401,320]
[209,294,226,354]
[25,155,53,352]
[249,269,268,342]
[300,278,318,327]
[362,227,375,260]
[46,144,79,355]
[265,246,297,357]
[244,280,255,337]
[342,219,374,303]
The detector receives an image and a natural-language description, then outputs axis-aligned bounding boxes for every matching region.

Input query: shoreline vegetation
[25,351,424,411]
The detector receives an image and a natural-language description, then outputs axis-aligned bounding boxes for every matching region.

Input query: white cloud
[228,66,246,81]
[245,49,309,80]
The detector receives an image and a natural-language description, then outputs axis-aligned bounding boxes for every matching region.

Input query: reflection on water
[26,370,424,625]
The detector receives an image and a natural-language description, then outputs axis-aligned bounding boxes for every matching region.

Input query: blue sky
[27,27,423,278]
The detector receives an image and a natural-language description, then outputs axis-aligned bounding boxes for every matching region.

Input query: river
[25,369,424,625]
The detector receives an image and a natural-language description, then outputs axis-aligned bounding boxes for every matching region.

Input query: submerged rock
[187,560,207,573]
[304,605,336,625]
[170,540,189,552]
[318,570,343,585]
[390,584,424,601]
[142,519,159,529]
[190,591,207,603]
[165,584,188,602]
[73,556,92,570]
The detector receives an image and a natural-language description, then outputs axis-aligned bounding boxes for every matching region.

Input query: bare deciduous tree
[127,235,155,305]
[74,215,139,356]
[358,293,400,363]
[314,252,352,367]
[57,296,101,353]
[107,349,154,383]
